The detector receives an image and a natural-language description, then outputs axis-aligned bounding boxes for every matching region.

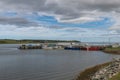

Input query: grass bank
[103,47,120,54]
[75,62,111,80]
[109,73,120,80]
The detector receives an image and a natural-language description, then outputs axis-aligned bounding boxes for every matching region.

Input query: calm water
[0,44,119,80]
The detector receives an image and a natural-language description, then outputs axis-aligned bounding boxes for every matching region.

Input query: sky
[0,0,120,42]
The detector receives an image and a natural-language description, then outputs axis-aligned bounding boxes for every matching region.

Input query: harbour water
[0,44,120,80]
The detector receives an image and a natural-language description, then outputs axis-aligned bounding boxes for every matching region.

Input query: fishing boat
[64,46,80,50]
[19,44,42,49]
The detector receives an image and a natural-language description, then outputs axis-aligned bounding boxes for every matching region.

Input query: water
[0,44,119,80]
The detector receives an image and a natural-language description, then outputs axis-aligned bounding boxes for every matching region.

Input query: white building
[112,43,120,48]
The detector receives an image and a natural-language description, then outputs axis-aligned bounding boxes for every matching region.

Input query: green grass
[104,47,120,51]
[109,73,120,80]
[0,39,80,44]
[103,47,120,54]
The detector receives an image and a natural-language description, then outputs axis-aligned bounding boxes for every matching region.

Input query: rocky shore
[75,58,120,80]
[91,58,120,80]
[75,62,111,80]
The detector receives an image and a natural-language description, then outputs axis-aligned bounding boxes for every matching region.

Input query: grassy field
[109,73,120,80]
[0,39,33,44]
[75,62,111,80]
[0,39,80,44]
[104,47,120,51]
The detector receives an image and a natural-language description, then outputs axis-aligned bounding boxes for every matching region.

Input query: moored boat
[19,44,42,49]
[80,46,104,51]
[64,47,80,50]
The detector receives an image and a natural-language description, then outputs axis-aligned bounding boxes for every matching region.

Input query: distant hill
[0,39,80,44]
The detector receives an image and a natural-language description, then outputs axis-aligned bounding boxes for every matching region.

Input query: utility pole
[109,37,111,45]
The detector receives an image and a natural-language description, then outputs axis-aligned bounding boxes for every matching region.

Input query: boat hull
[64,47,80,50]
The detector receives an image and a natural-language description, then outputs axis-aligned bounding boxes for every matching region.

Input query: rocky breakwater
[91,58,120,80]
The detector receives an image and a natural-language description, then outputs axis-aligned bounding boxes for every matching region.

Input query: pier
[18,42,107,51]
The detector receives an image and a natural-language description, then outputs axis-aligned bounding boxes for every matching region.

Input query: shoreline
[75,57,120,80]
[103,47,120,55]
[103,50,120,55]
[75,62,111,80]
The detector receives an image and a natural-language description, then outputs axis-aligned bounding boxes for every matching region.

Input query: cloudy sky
[0,0,120,42]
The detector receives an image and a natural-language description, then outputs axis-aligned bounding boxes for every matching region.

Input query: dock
[18,42,119,51]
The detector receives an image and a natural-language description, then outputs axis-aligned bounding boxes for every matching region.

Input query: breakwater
[75,62,111,80]
[91,58,120,80]
[76,58,120,80]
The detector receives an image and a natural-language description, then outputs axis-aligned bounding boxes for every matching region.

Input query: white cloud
[0,0,120,41]
[0,0,119,24]
[0,24,110,39]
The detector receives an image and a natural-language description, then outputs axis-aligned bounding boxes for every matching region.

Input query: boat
[64,47,80,50]
[19,44,42,49]
[80,46,103,51]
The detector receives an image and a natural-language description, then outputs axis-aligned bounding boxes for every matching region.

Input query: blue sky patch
[26,14,114,29]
